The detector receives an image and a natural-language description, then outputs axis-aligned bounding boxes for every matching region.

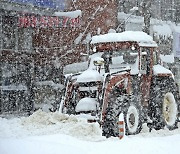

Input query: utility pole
[116,6,139,32]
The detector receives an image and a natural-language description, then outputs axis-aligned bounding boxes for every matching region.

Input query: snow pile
[69,121,100,138]
[139,124,180,138]
[2,110,102,139]
[21,110,71,126]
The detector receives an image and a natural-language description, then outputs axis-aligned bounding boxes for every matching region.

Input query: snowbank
[0,110,102,139]
[1,110,180,140]
[0,113,180,154]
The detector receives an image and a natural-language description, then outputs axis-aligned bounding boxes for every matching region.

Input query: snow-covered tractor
[60,31,179,137]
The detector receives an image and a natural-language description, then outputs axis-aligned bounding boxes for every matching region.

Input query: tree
[141,0,151,35]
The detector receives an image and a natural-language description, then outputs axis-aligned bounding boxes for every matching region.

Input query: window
[18,28,33,51]
[141,48,151,75]
[141,54,147,73]
[1,62,31,86]
[153,50,159,65]
[1,15,18,50]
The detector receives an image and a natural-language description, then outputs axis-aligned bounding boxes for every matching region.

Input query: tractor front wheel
[102,95,142,137]
[124,103,142,135]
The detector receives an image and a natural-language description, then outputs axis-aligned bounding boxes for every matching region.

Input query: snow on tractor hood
[76,69,102,83]
[153,65,173,77]
[91,31,158,47]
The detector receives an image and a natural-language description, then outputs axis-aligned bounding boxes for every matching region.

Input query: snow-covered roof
[153,24,172,38]
[91,31,158,47]
[160,54,174,63]
[117,12,180,39]
[54,10,82,18]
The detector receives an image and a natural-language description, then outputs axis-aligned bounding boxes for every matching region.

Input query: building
[0,0,58,114]
[118,0,180,23]
[0,0,118,114]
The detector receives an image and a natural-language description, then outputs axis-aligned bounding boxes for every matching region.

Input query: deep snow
[0,110,180,154]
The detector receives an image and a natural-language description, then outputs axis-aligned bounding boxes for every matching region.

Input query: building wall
[118,0,179,22]
[33,0,118,66]
[0,0,118,113]
[0,0,118,69]
[175,0,180,23]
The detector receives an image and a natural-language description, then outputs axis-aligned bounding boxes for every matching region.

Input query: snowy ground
[0,110,180,154]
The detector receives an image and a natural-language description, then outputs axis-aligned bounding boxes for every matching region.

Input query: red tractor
[60,31,179,137]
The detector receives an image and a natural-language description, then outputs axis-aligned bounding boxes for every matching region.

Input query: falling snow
[0,1,180,154]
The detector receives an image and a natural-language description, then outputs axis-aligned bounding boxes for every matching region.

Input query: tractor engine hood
[153,65,174,77]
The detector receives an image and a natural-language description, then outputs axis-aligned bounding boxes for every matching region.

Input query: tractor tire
[60,96,77,114]
[149,78,179,130]
[124,100,143,135]
[102,95,123,138]
[102,93,142,138]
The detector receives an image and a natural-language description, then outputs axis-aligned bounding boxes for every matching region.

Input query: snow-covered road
[0,110,180,154]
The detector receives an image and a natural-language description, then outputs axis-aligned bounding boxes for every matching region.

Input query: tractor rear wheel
[162,92,178,128]
[149,78,179,130]
[102,94,123,138]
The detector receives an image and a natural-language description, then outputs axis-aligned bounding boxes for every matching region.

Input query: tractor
[60,31,179,137]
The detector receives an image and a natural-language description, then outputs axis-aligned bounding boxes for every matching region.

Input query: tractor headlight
[93,58,104,66]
